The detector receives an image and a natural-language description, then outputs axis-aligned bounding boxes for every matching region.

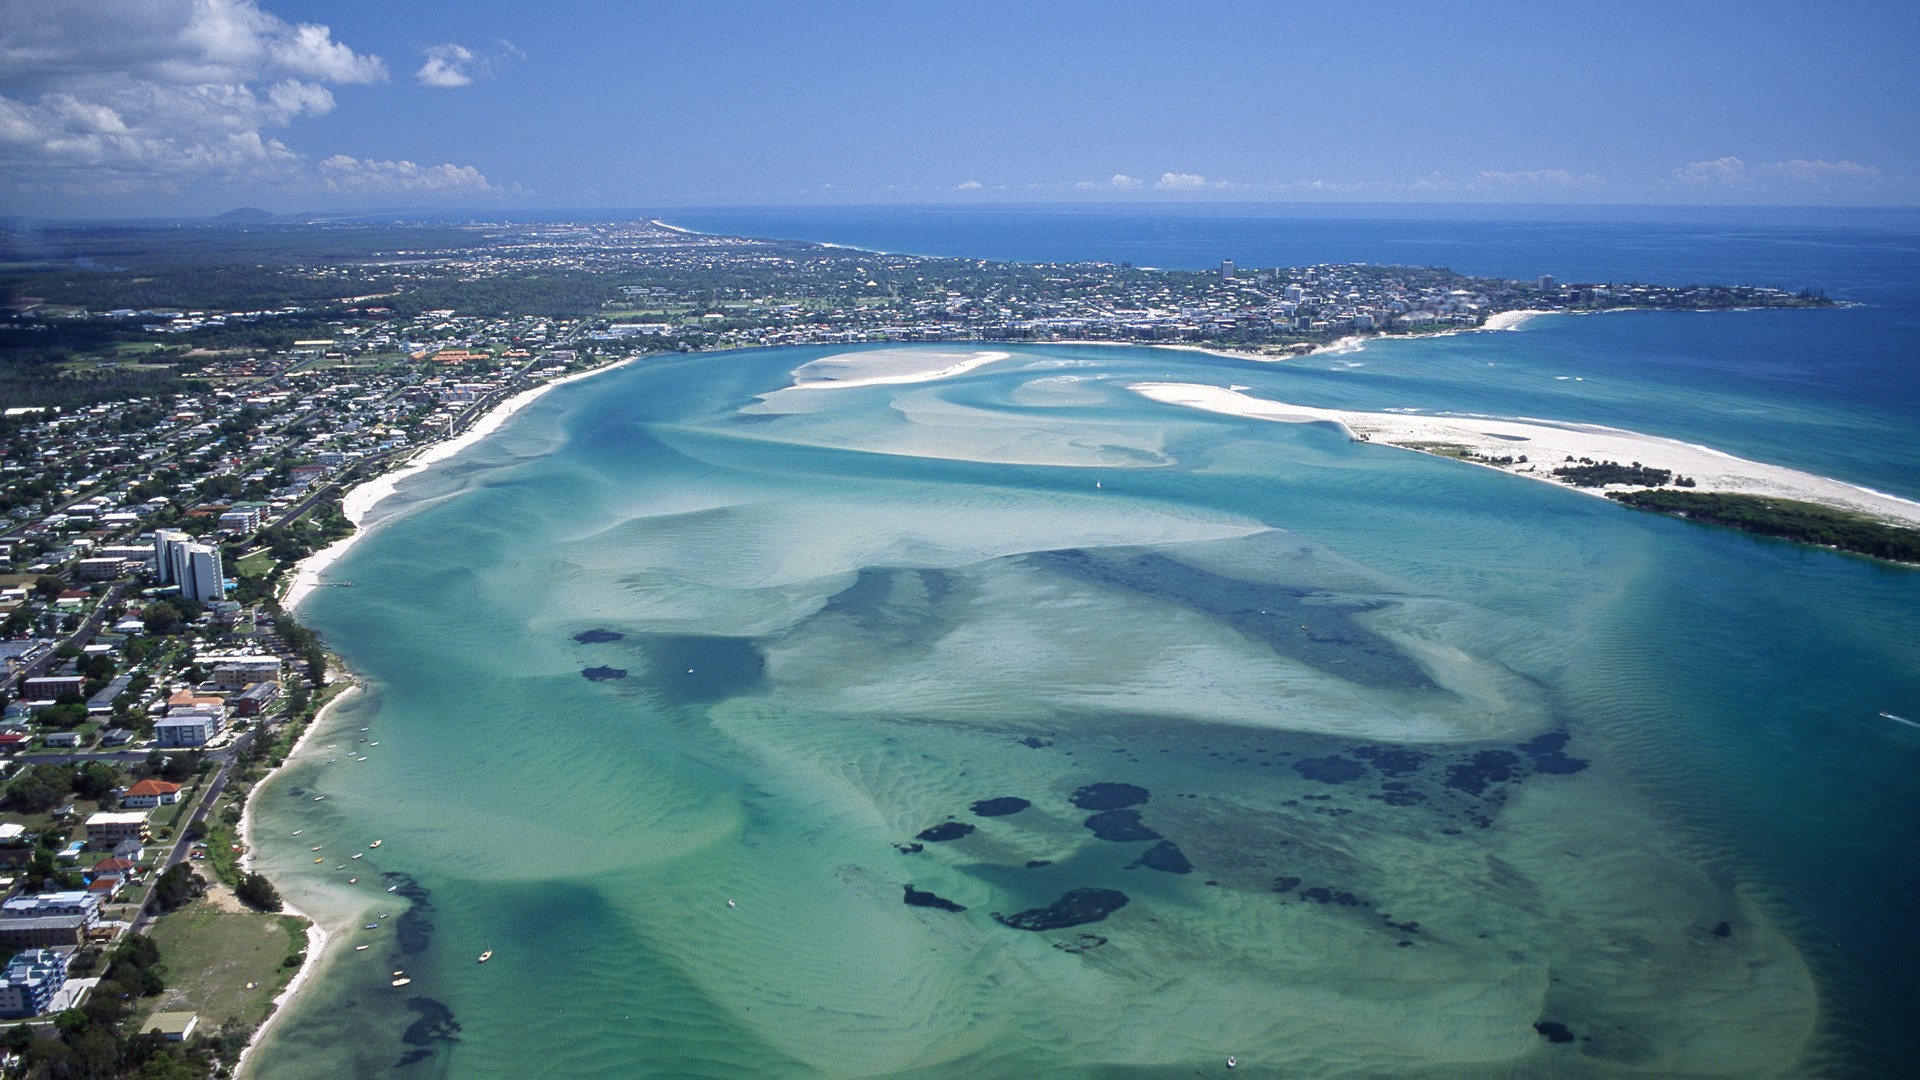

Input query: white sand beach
[1479,308,1551,331]
[1131,381,1920,528]
[232,682,360,1078]
[281,361,629,611]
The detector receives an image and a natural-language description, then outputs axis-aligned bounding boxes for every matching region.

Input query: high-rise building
[155,530,225,602]
[153,529,188,585]
[1539,274,1556,292]
[1220,259,1235,281]
[178,543,225,604]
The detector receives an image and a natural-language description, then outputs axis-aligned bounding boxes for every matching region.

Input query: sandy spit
[1131,381,1920,528]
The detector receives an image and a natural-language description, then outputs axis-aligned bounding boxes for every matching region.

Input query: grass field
[235,551,277,578]
[144,899,309,1030]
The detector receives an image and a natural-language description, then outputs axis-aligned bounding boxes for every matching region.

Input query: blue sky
[3,0,1917,217]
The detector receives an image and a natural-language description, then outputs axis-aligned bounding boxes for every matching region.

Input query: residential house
[120,779,182,809]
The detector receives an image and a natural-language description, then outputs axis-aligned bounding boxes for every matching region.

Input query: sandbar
[788,348,1011,389]
[1131,382,1920,528]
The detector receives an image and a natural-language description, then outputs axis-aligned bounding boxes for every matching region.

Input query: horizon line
[8,200,1920,229]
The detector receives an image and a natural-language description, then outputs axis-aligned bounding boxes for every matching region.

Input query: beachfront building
[205,654,281,691]
[232,680,280,716]
[1,892,101,925]
[0,949,70,1018]
[0,891,101,950]
[0,917,86,950]
[154,713,222,747]
[120,779,182,809]
[143,1012,199,1041]
[84,810,151,850]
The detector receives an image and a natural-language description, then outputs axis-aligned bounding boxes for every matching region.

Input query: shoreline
[1130,381,1920,529]
[281,359,634,610]
[231,682,360,1078]
[239,357,638,1073]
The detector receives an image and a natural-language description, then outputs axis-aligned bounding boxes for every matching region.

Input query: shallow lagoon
[251,336,1918,1078]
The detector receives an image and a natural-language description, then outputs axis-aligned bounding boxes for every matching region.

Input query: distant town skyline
[3,0,1918,218]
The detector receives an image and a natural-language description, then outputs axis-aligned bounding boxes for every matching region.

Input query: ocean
[248,206,1920,1078]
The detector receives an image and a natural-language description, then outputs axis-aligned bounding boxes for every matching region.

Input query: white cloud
[1110,173,1142,189]
[415,41,521,89]
[0,0,499,205]
[1674,156,1751,185]
[1776,158,1882,183]
[416,44,478,88]
[318,154,495,194]
[1155,171,1207,189]
[1473,168,1601,187]
[1674,156,1888,191]
[955,179,983,190]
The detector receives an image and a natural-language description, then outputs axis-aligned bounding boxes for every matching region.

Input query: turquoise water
[245,328,1920,1078]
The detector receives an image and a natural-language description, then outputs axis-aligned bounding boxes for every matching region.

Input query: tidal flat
[245,338,1919,1078]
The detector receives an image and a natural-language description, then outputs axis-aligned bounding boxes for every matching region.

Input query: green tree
[147,864,202,914]
[142,601,184,635]
[235,871,283,912]
[73,761,120,802]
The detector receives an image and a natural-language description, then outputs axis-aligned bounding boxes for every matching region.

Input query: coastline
[239,356,635,1072]
[1130,381,1920,529]
[281,359,632,611]
[230,682,358,1078]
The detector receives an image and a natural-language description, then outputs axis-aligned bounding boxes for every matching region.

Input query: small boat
[355,945,369,951]
[370,741,380,746]
[387,885,399,893]
[369,841,382,848]
[311,846,322,851]
[477,950,493,963]
[726,899,736,909]
[314,795,326,801]
[348,877,358,884]
[313,857,324,864]
[365,924,379,930]
[291,830,302,836]
[1227,1057,1237,1069]
[391,977,411,987]
[392,970,405,977]
[352,853,363,860]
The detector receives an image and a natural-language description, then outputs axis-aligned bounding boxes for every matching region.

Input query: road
[128,729,251,936]
[1,583,123,697]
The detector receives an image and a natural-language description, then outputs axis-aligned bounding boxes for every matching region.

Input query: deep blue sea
[254,206,1920,1078]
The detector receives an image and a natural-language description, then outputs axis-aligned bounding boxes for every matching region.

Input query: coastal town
[0,218,1862,1074]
